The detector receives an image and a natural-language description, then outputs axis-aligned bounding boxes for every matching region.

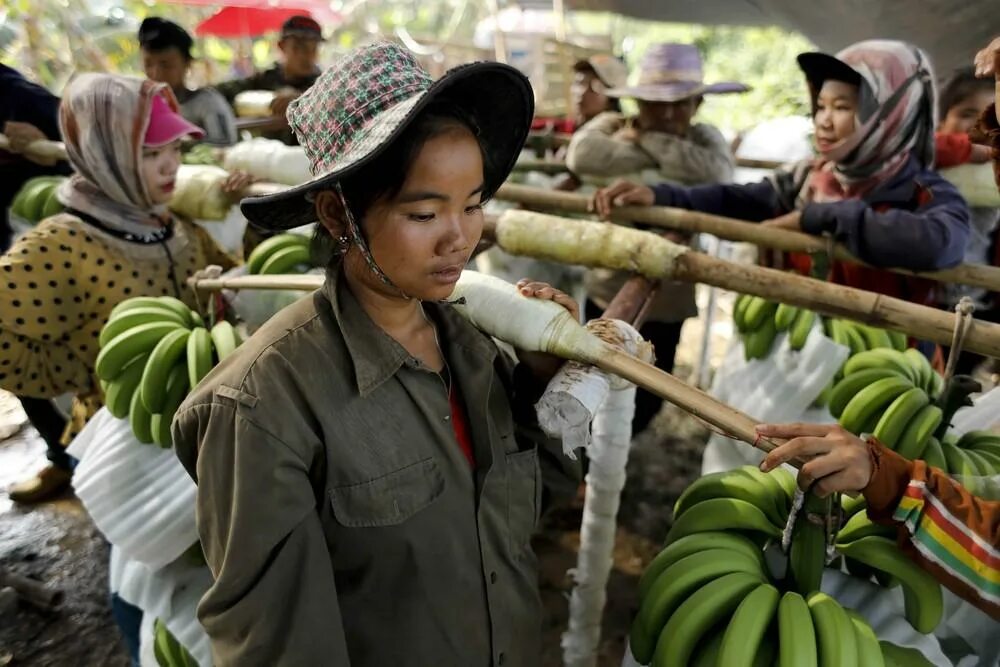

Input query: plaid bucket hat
[241,41,534,231]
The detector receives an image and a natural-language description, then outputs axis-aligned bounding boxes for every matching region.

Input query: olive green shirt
[172,271,579,666]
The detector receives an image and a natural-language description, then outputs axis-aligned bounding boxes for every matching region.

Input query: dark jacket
[215,63,320,145]
[652,156,971,302]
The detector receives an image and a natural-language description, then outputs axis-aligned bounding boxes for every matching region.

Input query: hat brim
[603,81,749,102]
[240,62,534,231]
[797,52,862,90]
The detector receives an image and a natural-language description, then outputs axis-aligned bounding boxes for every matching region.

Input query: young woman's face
[350,126,485,302]
[939,89,994,134]
[141,139,183,205]
[813,79,859,153]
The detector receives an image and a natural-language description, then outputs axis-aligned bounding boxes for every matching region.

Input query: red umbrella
[195,6,315,38]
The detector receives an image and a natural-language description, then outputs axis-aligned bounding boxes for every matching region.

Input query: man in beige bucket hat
[567,42,749,434]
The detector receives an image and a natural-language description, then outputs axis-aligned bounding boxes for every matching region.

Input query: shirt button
[443,415,451,421]
[498,653,505,665]
[490,571,497,584]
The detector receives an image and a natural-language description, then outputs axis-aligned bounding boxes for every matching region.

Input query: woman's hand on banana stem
[588,179,655,220]
[756,422,874,497]
[515,279,580,381]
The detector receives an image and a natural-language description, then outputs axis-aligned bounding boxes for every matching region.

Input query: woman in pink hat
[2,74,233,510]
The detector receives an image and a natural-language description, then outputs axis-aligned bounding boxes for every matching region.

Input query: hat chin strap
[336,184,413,301]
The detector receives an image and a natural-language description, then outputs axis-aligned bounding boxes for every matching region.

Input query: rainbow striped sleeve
[893,480,1000,609]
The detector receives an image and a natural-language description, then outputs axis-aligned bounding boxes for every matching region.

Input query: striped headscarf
[807,40,937,199]
[57,74,177,235]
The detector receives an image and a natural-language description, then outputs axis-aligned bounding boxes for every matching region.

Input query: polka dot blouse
[0,214,235,444]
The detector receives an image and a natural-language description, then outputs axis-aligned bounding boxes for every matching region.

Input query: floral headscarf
[57,73,180,237]
[806,40,937,199]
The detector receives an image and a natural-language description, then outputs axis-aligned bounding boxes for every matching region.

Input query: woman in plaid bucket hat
[173,41,581,665]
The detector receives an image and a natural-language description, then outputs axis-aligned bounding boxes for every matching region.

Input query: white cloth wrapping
[701,323,849,474]
[67,408,198,570]
[537,319,648,667]
[111,547,213,667]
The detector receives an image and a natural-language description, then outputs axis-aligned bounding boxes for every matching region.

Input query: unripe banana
[839,375,913,435]
[109,295,190,321]
[838,320,868,355]
[733,294,751,333]
[665,497,782,543]
[941,439,981,478]
[186,327,213,388]
[887,329,908,352]
[743,317,777,360]
[846,609,885,667]
[259,244,312,275]
[836,535,943,633]
[903,348,935,396]
[880,640,937,667]
[140,328,192,413]
[872,387,930,450]
[807,592,856,667]
[743,297,777,331]
[921,436,947,472]
[843,348,919,385]
[827,367,904,419]
[638,531,764,603]
[151,362,190,448]
[129,384,154,444]
[774,303,800,331]
[857,324,893,350]
[96,321,187,381]
[788,309,816,351]
[103,353,149,419]
[777,591,817,667]
[630,548,766,664]
[651,572,761,667]
[673,467,784,528]
[246,233,311,275]
[835,509,894,545]
[963,448,997,476]
[894,404,943,461]
[958,430,1000,453]
[718,582,780,667]
[100,307,188,347]
[210,321,241,361]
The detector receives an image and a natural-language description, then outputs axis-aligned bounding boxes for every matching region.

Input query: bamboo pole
[0,134,68,163]
[494,183,1000,292]
[185,272,786,462]
[488,209,1000,358]
[510,158,571,174]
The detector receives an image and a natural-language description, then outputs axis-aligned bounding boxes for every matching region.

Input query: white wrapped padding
[701,323,849,474]
[169,165,232,221]
[224,138,311,186]
[67,409,198,570]
[449,270,606,362]
[233,90,275,118]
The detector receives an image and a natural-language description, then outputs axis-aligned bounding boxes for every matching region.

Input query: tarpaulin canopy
[557,0,996,76]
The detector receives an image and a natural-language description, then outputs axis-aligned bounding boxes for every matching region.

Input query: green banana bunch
[839,375,914,435]
[717,582,781,667]
[153,618,199,667]
[97,296,245,448]
[807,592,857,667]
[673,465,791,529]
[246,233,313,275]
[835,535,943,633]
[788,308,817,351]
[777,591,817,667]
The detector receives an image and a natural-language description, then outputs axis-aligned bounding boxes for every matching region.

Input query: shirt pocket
[506,448,541,558]
[329,457,445,528]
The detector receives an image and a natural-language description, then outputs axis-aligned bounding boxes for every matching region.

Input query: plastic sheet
[67,409,198,570]
[701,322,849,474]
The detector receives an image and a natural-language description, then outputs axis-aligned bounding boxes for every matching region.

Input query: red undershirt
[448,385,475,468]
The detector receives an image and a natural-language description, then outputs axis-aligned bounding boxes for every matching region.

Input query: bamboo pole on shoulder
[494,183,1000,293]
[485,210,1000,358]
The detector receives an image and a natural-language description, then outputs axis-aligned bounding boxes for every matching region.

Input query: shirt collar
[321,270,497,397]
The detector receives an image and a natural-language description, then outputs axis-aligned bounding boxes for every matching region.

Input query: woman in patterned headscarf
[589,39,970,305]
[2,74,233,506]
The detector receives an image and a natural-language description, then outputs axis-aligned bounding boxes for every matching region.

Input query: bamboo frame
[495,183,1000,292]
[482,211,1000,358]
[186,272,786,461]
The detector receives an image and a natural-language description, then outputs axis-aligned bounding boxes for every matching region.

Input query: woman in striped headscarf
[589,39,970,306]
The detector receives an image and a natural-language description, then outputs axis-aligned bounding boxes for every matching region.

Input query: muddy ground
[0,287,726,667]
